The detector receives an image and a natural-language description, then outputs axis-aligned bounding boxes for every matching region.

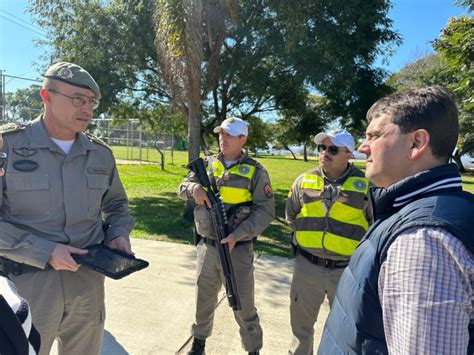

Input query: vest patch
[13,160,38,172]
[352,179,367,191]
[238,165,250,175]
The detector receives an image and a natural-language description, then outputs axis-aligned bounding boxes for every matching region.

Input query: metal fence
[90,118,182,166]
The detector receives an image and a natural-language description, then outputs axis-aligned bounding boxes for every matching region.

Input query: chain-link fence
[90,118,186,167]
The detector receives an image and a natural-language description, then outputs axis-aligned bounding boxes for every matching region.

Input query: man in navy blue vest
[318,86,473,354]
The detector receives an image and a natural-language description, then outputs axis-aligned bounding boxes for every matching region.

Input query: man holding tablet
[0,62,135,355]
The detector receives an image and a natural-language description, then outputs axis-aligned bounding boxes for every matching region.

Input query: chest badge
[238,165,249,175]
[352,179,367,191]
[13,160,39,172]
[13,147,38,157]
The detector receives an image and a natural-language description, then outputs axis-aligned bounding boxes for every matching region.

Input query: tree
[29,0,400,159]
[434,9,474,167]
[386,53,453,91]
[29,0,167,111]
[4,86,43,122]
[277,94,331,161]
[245,116,273,157]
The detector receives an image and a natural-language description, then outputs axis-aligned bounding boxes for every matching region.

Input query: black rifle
[186,157,241,311]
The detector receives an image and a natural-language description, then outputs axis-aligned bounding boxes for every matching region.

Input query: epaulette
[244,155,262,169]
[84,132,112,151]
[0,122,25,135]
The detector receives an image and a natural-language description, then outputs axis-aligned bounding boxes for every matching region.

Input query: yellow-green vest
[295,172,369,256]
[210,159,255,205]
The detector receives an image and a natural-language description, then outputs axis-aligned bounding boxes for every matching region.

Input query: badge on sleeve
[263,183,273,198]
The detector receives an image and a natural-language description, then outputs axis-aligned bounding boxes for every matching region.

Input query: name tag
[87,167,107,175]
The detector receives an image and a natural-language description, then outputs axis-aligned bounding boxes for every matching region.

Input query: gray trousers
[192,240,263,352]
[11,266,105,355]
[289,254,344,355]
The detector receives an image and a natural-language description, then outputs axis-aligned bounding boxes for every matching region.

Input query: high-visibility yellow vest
[211,159,255,205]
[295,172,369,256]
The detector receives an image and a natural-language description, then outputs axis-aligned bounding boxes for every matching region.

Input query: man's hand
[48,244,88,271]
[221,233,237,252]
[106,236,134,255]
[192,185,211,208]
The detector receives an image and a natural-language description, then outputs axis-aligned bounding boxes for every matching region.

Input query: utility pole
[0,70,4,124]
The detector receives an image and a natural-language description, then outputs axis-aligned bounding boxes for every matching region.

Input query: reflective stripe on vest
[295,172,369,255]
[295,231,360,256]
[211,160,255,204]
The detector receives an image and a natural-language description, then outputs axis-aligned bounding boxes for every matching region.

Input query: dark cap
[44,62,101,98]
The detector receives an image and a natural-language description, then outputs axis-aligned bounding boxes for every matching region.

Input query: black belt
[297,247,349,269]
[201,237,254,248]
[0,257,42,276]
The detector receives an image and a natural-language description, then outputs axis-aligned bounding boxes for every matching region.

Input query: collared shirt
[379,226,473,354]
[0,117,135,268]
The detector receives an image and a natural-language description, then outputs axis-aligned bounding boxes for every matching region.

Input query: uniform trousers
[192,239,263,352]
[289,254,344,355]
[11,266,105,355]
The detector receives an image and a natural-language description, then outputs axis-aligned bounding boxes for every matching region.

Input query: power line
[0,15,47,38]
[3,74,42,83]
[0,10,46,34]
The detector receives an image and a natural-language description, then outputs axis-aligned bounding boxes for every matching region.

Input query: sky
[0,0,470,94]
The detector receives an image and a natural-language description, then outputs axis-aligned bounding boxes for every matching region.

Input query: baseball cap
[314,129,355,153]
[213,117,248,137]
[44,62,101,98]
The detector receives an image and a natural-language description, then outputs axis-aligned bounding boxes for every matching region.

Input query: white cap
[314,129,355,153]
[213,117,248,137]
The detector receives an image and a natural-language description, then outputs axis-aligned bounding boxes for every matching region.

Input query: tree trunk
[303,143,308,162]
[283,144,297,160]
[187,101,201,161]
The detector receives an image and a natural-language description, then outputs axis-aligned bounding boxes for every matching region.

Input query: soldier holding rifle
[178,117,275,355]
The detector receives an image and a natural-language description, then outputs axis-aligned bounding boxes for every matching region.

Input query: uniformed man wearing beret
[178,117,275,355]
[286,129,373,354]
[0,62,135,355]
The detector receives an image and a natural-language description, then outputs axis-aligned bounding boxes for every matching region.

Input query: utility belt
[0,257,42,276]
[199,236,255,248]
[296,246,349,269]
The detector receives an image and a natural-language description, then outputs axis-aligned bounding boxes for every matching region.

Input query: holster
[0,257,23,276]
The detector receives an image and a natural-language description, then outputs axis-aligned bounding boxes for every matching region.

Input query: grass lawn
[115,148,474,258]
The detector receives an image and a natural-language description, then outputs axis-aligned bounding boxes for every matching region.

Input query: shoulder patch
[84,132,111,150]
[0,122,25,135]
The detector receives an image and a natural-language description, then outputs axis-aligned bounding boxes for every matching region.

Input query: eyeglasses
[317,144,348,156]
[48,89,100,110]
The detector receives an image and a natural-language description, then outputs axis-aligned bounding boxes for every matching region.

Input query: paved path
[52,239,329,354]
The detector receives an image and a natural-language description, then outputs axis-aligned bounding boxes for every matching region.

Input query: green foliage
[117,152,474,256]
[29,0,165,112]
[275,95,331,160]
[110,102,186,136]
[433,6,473,157]
[4,85,43,121]
[245,116,273,156]
[386,53,453,91]
[434,15,474,110]
[29,0,400,150]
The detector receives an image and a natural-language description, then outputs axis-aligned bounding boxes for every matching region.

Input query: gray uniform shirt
[0,117,135,269]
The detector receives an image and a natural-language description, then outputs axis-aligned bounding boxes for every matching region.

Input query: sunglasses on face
[317,144,347,156]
